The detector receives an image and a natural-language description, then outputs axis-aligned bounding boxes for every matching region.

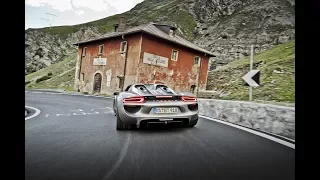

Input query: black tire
[186,118,198,128]
[113,100,117,116]
[116,110,130,130]
[113,99,116,113]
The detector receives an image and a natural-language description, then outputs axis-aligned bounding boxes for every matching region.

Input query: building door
[190,85,196,94]
[93,73,102,93]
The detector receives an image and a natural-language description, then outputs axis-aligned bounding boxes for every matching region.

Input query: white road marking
[26,90,115,99]
[73,112,86,115]
[29,97,99,107]
[91,107,109,111]
[25,106,41,121]
[54,111,109,116]
[86,111,100,115]
[25,91,28,92]
[45,92,61,95]
[56,113,71,116]
[54,107,112,117]
[102,133,131,180]
[45,114,49,118]
[199,115,295,149]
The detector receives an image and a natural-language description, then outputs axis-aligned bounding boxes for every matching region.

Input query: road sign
[242,70,260,87]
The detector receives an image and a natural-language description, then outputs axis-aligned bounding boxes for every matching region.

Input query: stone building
[72,17,215,95]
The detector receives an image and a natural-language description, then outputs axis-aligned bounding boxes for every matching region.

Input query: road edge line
[199,115,295,149]
[25,106,41,121]
[26,90,114,99]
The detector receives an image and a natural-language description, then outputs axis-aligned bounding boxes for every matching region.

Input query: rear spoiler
[135,84,177,96]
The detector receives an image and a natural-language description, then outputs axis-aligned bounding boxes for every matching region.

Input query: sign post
[249,45,253,101]
[242,45,260,101]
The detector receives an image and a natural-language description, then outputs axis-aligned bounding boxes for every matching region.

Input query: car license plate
[153,107,178,114]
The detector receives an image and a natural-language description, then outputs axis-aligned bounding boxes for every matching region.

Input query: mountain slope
[201,40,294,103]
[25,41,295,104]
[25,54,76,91]
[25,0,295,74]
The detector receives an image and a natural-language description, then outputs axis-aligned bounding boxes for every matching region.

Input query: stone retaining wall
[198,99,295,140]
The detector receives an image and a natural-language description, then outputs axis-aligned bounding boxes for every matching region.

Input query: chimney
[118,16,127,32]
[169,27,176,37]
[169,29,174,37]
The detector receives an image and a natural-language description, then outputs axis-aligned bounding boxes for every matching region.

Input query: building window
[171,49,178,61]
[82,47,87,57]
[98,44,104,55]
[120,41,127,53]
[194,56,201,65]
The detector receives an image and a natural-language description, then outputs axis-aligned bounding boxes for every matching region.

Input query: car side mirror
[113,92,119,95]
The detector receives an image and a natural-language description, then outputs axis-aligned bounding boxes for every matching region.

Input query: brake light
[123,96,145,104]
[181,96,197,102]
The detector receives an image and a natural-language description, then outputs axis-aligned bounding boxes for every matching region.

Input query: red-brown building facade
[73,20,215,95]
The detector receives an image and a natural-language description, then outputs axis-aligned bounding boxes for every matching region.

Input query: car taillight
[123,96,145,104]
[181,96,197,102]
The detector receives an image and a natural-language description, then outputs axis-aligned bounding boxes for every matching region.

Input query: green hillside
[25,54,76,91]
[205,40,295,103]
[27,0,196,41]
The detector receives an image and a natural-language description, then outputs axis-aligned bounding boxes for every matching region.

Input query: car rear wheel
[116,110,130,130]
[186,118,198,128]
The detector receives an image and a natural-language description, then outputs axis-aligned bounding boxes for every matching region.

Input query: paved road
[25,91,295,180]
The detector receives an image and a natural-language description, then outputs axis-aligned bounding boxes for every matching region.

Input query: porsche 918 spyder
[113,83,198,130]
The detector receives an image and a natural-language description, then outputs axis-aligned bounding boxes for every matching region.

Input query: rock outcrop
[25,26,101,75]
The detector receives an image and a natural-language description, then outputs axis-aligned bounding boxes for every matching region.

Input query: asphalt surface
[25,91,295,180]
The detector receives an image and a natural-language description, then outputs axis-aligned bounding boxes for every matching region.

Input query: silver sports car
[113,83,199,130]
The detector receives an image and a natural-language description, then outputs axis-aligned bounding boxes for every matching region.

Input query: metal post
[250,45,254,70]
[249,86,252,101]
[249,45,254,101]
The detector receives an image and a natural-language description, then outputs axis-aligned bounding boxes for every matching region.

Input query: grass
[136,0,196,41]
[206,40,295,103]
[171,10,197,41]
[219,40,295,70]
[41,26,82,38]
[25,53,77,91]
[33,13,125,38]
[25,54,76,82]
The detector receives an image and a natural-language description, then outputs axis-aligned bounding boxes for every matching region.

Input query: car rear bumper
[116,100,199,126]
[119,109,198,126]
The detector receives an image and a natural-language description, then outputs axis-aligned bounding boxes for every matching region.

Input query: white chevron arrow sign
[242,70,260,87]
